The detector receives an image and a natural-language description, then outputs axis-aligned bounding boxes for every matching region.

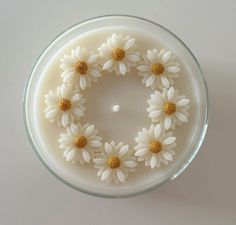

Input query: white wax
[34,26,200,192]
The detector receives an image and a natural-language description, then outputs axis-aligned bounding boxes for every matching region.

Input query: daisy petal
[116,169,125,183]
[119,145,129,157]
[45,108,59,119]
[137,65,149,72]
[123,161,137,168]
[93,158,105,164]
[90,140,103,148]
[161,76,169,88]
[176,99,190,107]
[161,51,171,64]
[175,112,188,122]
[167,87,175,101]
[101,169,111,181]
[105,143,112,154]
[127,54,140,62]
[164,116,172,130]
[150,155,157,169]
[147,50,155,63]
[103,60,113,70]
[167,66,180,73]
[124,38,135,50]
[82,150,91,163]
[119,62,127,75]
[162,137,176,145]
[66,150,76,161]
[154,124,161,139]
[87,54,98,64]
[80,76,87,90]
[146,76,155,87]
[62,112,69,127]
[85,125,95,136]
[89,69,101,78]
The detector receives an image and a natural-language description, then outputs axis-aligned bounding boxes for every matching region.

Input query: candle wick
[112,105,120,112]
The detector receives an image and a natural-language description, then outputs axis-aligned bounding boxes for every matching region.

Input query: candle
[24,16,208,197]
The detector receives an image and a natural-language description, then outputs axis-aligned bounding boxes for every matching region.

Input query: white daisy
[135,123,176,169]
[93,141,137,183]
[98,33,141,76]
[137,49,180,90]
[147,87,190,130]
[44,84,85,128]
[58,123,103,164]
[60,46,101,90]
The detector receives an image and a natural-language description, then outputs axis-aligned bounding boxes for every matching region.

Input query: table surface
[1,0,236,224]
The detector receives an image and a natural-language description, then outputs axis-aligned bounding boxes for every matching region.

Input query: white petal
[135,149,148,156]
[161,51,171,64]
[126,54,140,62]
[167,87,175,101]
[150,155,157,169]
[82,150,91,163]
[162,151,173,161]
[45,108,59,119]
[85,125,95,136]
[62,113,69,127]
[119,145,129,157]
[71,93,81,102]
[161,76,169,88]
[101,169,111,180]
[123,161,137,168]
[164,116,171,130]
[137,65,149,72]
[63,73,75,83]
[176,99,190,107]
[87,54,98,64]
[116,169,125,183]
[124,38,135,50]
[149,110,162,118]
[147,50,155,63]
[66,150,76,161]
[89,69,101,78]
[167,66,180,73]
[154,124,161,139]
[146,76,156,87]
[80,76,87,90]
[162,137,176,145]
[119,62,127,75]
[90,140,103,148]
[176,112,188,122]
[93,158,105,164]
[103,60,114,70]
[105,143,112,154]
[70,123,79,136]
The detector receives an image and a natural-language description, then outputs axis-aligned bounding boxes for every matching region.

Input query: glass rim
[23,14,209,198]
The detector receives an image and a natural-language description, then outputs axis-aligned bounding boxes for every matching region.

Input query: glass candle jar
[23,15,209,198]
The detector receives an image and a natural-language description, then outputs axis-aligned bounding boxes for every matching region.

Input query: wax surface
[34,27,199,190]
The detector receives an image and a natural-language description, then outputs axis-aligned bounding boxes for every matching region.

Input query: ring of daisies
[44,33,190,184]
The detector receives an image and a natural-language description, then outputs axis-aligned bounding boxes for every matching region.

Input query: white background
[1,0,236,224]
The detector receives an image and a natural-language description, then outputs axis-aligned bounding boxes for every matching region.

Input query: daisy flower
[98,33,141,76]
[60,46,101,90]
[147,87,190,130]
[137,49,180,89]
[44,84,85,127]
[93,141,137,183]
[58,123,103,164]
[135,123,176,169]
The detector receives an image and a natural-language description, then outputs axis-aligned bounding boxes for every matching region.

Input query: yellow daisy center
[151,63,165,75]
[107,156,121,169]
[75,60,88,75]
[149,140,162,153]
[164,102,176,115]
[74,136,88,149]
[112,48,125,61]
[59,98,71,111]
